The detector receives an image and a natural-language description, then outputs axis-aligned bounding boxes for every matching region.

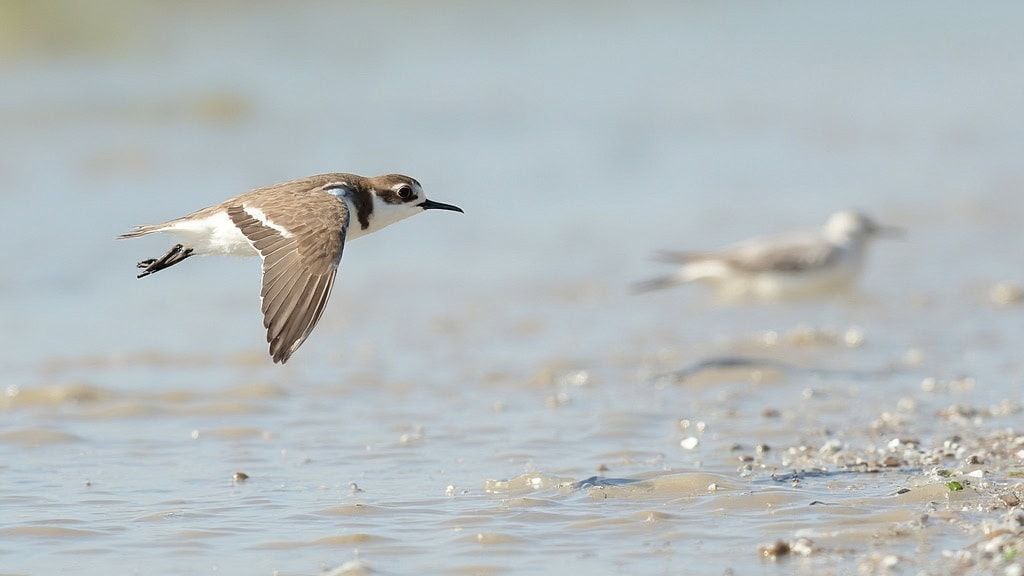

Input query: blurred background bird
[634,210,900,301]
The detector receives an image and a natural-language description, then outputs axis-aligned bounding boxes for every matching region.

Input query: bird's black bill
[420,199,464,213]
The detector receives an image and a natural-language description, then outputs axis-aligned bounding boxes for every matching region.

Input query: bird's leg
[136,244,194,279]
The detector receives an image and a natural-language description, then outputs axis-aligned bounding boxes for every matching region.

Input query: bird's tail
[633,251,729,293]
[117,223,168,240]
[632,271,691,293]
[631,251,705,292]
[653,250,706,264]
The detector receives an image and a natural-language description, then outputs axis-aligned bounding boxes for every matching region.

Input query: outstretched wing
[227,195,349,363]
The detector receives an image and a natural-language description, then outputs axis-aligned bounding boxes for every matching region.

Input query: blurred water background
[2,1,1023,574]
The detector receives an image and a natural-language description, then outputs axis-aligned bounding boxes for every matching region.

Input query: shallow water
[2,1,1024,574]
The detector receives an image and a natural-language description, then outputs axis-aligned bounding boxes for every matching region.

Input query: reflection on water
[2,1,1024,574]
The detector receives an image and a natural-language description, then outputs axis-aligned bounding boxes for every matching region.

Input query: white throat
[336,192,421,241]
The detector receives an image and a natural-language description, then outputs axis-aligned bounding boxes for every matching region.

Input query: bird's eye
[397,185,414,200]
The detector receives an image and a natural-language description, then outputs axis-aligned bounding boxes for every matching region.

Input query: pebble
[989,281,1024,306]
[998,493,1019,507]
[758,540,790,558]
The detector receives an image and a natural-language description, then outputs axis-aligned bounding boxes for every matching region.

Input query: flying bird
[119,173,463,363]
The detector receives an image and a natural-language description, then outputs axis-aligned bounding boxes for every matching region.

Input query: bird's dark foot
[136,244,194,278]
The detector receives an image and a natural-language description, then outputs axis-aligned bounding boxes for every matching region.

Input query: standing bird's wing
[635,230,838,293]
[716,232,839,273]
[226,192,349,363]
